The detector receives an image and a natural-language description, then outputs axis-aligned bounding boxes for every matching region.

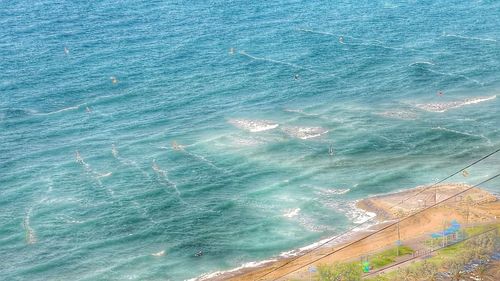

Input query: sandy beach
[207,183,500,281]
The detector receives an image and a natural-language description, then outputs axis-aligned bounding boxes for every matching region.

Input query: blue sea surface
[1,1,500,280]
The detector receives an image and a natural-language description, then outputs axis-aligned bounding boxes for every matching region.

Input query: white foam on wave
[229,119,279,132]
[57,215,84,224]
[283,208,301,218]
[23,207,36,244]
[152,160,179,194]
[278,236,342,258]
[238,50,330,75]
[377,110,418,120]
[321,188,351,195]
[282,126,329,139]
[297,28,403,51]
[230,136,264,147]
[182,149,223,171]
[76,151,114,196]
[151,250,166,257]
[297,28,337,37]
[187,259,278,281]
[36,103,87,116]
[432,126,491,143]
[96,172,112,178]
[344,201,377,224]
[111,144,151,179]
[408,61,435,67]
[416,95,496,112]
[427,68,482,85]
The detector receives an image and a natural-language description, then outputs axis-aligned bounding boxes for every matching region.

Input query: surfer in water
[294,74,300,80]
[195,250,203,257]
[110,76,118,84]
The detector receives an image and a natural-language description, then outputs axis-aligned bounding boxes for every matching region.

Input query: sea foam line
[36,103,87,116]
[23,207,36,244]
[238,50,333,76]
[182,150,224,171]
[187,259,278,281]
[75,151,114,196]
[408,61,435,67]
[415,95,496,112]
[110,145,158,224]
[411,64,483,86]
[151,160,185,204]
[442,33,497,43]
[112,144,152,180]
[432,126,491,144]
[297,28,404,51]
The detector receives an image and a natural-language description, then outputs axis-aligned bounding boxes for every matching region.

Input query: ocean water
[1,0,500,280]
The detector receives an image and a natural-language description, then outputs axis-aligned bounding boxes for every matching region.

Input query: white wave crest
[378,110,418,120]
[282,126,328,139]
[151,250,166,257]
[432,127,491,143]
[23,207,36,244]
[416,95,496,112]
[322,188,351,195]
[283,208,301,218]
[229,119,279,132]
[96,172,112,178]
[345,202,377,224]
[188,259,278,281]
[408,61,435,67]
[36,103,87,116]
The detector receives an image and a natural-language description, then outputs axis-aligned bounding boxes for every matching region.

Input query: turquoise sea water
[1,1,500,280]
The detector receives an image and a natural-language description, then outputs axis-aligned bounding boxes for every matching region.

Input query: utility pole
[442,220,446,248]
[397,220,401,256]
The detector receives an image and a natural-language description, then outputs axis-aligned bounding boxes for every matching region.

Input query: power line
[389,147,500,209]
[269,172,500,280]
[256,147,500,280]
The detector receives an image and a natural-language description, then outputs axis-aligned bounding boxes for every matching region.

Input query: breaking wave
[416,95,496,112]
[282,126,329,139]
[229,119,279,132]
[377,110,418,120]
[283,208,301,218]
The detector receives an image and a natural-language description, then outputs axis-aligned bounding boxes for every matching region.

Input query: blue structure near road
[430,220,461,238]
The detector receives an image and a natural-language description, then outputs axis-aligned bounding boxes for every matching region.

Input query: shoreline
[193,183,500,281]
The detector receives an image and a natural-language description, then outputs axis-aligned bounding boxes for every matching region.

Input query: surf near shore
[194,183,500,281]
